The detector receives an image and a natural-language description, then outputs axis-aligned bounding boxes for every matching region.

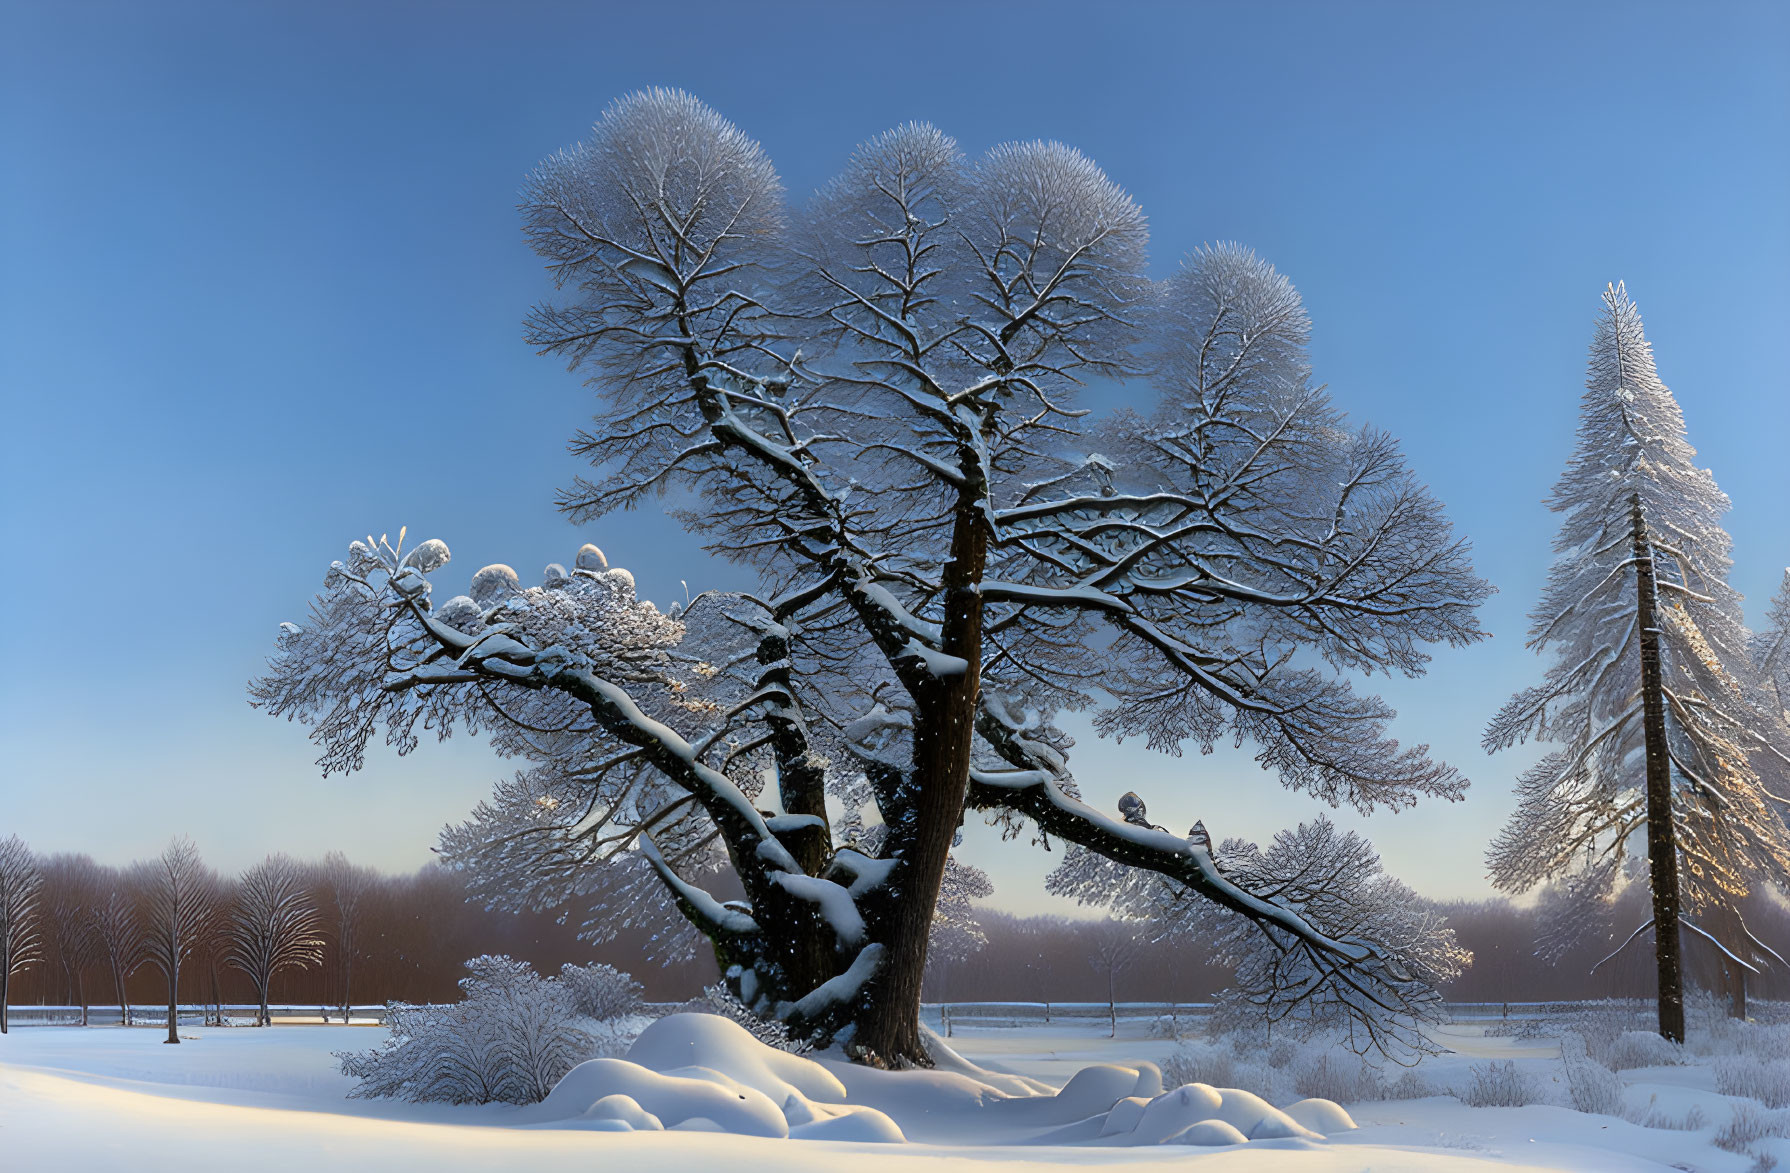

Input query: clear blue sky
[3,1,1786,914]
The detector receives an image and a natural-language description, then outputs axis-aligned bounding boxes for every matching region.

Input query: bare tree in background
[0,835,43,1035]
[313,852,376,1022]
[38,854,103,1026]
[228,855,324,1026]
[1087,923,1140,1038]
[91,869,143,1026]
[134,837,219,1044]
[193,872,237,1026]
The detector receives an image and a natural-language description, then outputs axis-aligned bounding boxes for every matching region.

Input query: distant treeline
[12,839,1790,1011]
[6,849,720,1012]
[923,888,1790,1006]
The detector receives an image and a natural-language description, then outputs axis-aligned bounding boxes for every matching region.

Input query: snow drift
[525,1013,1356,1147]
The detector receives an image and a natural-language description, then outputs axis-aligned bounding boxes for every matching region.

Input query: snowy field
[3,1012,1786,1172]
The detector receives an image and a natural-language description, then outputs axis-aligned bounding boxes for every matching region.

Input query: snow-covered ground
[0,1014,1779,1171]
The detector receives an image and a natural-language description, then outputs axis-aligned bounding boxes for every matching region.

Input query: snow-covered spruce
[1485,283,1790,1039]
[253,90,1490,1066]
[337,955,638,1105]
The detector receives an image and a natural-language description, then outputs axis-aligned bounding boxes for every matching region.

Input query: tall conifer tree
[1486,283,1790,1041]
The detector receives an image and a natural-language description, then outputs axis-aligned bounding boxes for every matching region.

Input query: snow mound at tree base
[528,1013,1356,1147]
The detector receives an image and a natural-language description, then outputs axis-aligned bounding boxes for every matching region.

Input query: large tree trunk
[852,491,988,1067]
[1632,496,1686,1044]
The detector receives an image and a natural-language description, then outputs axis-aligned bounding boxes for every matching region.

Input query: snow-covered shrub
[1293,1052,1385,1103]
[1718,1057,1790,1109]
[1387,1068,1435,1100]
[1605,1029,1684,1071]
[1482,1015,1556,1041]
[1456,1061,1537,1108]
[1716,1103,1790,1153]
[1161,1041,1233,1088]
[1565,1001,1651,1068]
[559,961,642,1021]
[338,955,596,1104]
[1215,1024,1298,1068]
[1750,1153,1780,1173]
[1560,1033,1623,1117]
[1288,1051,1435,1103]
[1629,1096,1706,1131]
[677,983,812,1055]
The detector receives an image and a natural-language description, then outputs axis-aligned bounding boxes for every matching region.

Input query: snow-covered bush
[1560,1033,1623,1117]
[1160,1042,1233,1088]
[1606,1029,1685,1071]
[1387,1068,1435,1100]
[1718,1057,1790,1109]
[1293,1053,1385,1103]
[559,961,642,1021]
[338,955,599,1104]
[1629,1096,1706,1131]
[1456,1061,1537,1108]
[1716,1103,1790,1153]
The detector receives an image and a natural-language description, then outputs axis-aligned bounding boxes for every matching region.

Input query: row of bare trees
[0,835,369,1042]
[1,837,728,1038]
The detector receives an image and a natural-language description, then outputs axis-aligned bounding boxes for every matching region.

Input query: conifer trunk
[1632,495,1686,1043]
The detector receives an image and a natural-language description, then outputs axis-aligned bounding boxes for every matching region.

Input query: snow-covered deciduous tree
[1485,283,1790,1042]
[1051,813,1467,1054]
[254,91,1489,1066]
[132,837,220,1044]
[38,854,102,1026]
[311,851,376,1022]
[226,855,324,1026]
[338,956,600,1104]
[0,835,43,1035]
[91,870,142,1027]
